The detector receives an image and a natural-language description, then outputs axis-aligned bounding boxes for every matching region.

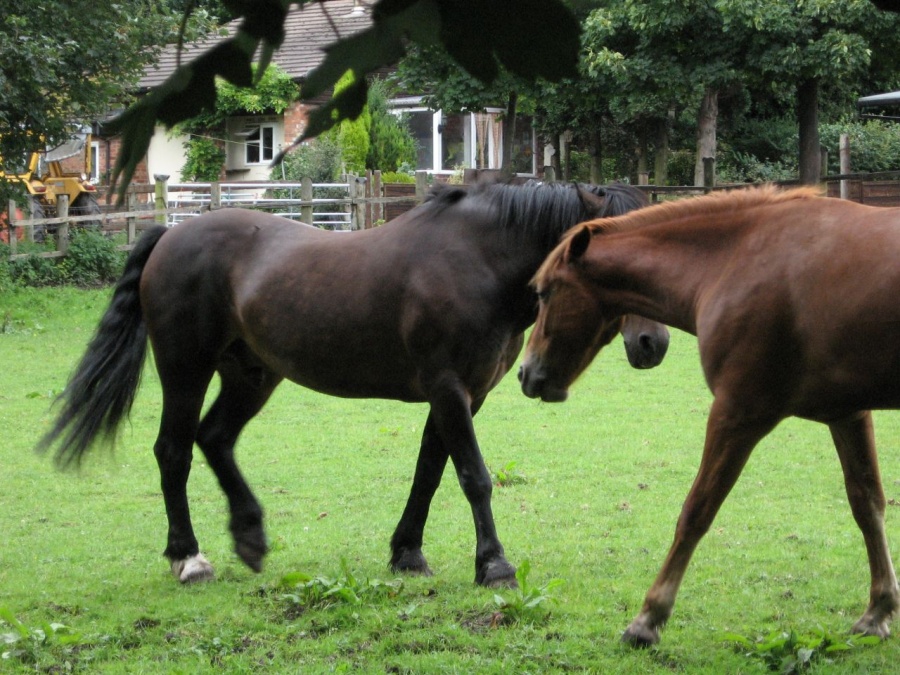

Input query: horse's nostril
[639,334,653,352]
[517,365,524,382]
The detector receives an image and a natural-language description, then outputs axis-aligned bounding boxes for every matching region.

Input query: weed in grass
[278,558,404,616]
[491,560,564,626]
[492,460,527,487]
[0,606,85,665]
[722,627,882,673]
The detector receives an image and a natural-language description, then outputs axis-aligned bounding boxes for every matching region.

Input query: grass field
[3,286,900,673]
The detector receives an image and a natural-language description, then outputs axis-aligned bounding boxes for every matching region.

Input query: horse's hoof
[390,548,433,576]
[622,620,660,648]
[852,616,891,639]
[172,553,215,584]
[476,558,517,588]
[234,538,268,573]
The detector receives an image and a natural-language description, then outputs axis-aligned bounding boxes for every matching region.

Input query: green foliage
[279,559,403,612]
[272,135,343,183]
[379,170,416,184]
[179,64,300,133]
[58,230,126,286]
[0,607,84,665]
[0,0,218,207]
[491,561,563,626]
[180,136,226,181]
[723,628,882,673]
[2,231,124,288]
[322,72,371,174]
[820,119,900,174]
[366,79,418,172]
[492,460,527,487]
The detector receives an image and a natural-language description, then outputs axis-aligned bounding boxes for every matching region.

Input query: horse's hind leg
[830,412,900,638]
[155,369,216,584]
[196,342,282,573]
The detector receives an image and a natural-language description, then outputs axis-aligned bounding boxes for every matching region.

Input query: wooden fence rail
[4,172,429,261]
[7,170,900,262]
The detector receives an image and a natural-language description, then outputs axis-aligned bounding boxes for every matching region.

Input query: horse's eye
[537,288,550,302]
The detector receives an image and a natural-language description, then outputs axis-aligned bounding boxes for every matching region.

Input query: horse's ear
[564,226,591,263]
[575,184,606,216]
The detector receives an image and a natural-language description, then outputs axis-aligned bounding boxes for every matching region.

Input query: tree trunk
[693,89,718,187]
[654,116,669,186]
[589,124,602,184]
[797,78,820,185]
[501,91,518,176]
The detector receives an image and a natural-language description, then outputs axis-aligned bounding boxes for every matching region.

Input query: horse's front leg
[389,412,448,576]
[390,398,488,576]
[623,398,775,646]
[427,377,516,587]
[830,412,900,638]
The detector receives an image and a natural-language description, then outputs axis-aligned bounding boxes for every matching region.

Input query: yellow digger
[1,128,102,239]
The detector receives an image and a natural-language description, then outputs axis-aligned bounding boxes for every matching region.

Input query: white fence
[4,172,428,260]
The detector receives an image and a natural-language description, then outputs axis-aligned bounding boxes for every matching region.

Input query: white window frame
[243,123,276,165]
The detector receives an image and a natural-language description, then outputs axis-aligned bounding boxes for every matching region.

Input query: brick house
[91,0,539,188]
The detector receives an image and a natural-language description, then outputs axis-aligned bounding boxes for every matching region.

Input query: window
[90,142,100,182]
[245,124,275,164]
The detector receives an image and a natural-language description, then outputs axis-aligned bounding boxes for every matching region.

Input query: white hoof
[171,553,215,584]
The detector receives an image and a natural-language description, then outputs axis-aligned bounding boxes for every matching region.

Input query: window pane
[407,111,433,170]
[441,114,465,170]
[262,127,274,161]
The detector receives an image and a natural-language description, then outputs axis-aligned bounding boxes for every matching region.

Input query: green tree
[322,72,371,174]
[718,0,900,183]
[366,79,417,172]
[0,0,217,206]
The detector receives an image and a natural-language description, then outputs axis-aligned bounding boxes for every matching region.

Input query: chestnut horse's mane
[534,185,823,286]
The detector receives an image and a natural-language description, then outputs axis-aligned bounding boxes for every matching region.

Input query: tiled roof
[139,0,374,90]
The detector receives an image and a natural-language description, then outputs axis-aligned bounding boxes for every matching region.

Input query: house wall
[148,126,190,182]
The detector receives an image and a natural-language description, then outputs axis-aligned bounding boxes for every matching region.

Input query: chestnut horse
[39,181,669,587]
[520,185,900,645]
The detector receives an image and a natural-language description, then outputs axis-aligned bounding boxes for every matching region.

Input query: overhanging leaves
[107,0,580,201]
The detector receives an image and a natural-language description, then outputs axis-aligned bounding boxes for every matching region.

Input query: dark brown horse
[40,181,669,587]
[520,185,900,645]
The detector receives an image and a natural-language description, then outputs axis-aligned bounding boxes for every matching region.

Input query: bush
[1,230,124,288]
[820,119,900,174]
[181,136,225,181]
[273,136,343,183]
[59,230,125,286]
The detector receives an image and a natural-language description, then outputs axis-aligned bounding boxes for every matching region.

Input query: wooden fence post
[126,192,138,243]
[154,174,169,225]
[24,198,37,243]
[353,175,366,230]
[702,157,716,191]
[372,170,383,226]
[56,194,70,255]
[210,182,222,210]
[301,176,313,225]
[415,171,428,202]
[840,134,851,200]
[7,200,17,256]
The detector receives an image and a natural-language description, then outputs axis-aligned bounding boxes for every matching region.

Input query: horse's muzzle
[518,364,569,402]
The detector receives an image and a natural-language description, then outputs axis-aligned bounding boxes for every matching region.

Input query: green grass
[2,286,900,672]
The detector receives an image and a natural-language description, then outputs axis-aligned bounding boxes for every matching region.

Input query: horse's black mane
[424,180,645,248]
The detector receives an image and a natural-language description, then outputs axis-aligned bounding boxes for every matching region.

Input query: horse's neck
[585,228,736,335]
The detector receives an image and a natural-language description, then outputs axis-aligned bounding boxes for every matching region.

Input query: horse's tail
[38,226,169,469]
